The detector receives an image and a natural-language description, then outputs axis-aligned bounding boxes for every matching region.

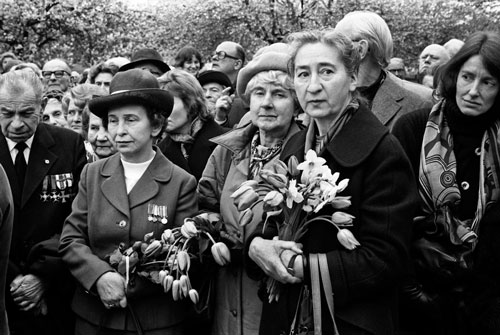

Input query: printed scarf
[168,117,205,159]
[419,99,500,251]
[249,131,284,179]
[304,98,359,155]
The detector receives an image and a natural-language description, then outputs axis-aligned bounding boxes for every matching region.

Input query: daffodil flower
[297,150,327,183]
[286,179,304,208]
[337,178,349,192]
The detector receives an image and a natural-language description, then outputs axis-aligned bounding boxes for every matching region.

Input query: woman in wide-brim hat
[60,69,198,334]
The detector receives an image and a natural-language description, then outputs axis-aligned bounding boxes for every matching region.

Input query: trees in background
[1,0,499,69]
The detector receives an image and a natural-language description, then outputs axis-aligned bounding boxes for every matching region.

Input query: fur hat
[236,43,291,99]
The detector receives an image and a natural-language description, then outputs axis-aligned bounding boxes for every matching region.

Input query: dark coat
[256,104,417,335]
[59,148,198,332]
[0,123,86,335]
[0,165,13,335]
[158,119,228,181]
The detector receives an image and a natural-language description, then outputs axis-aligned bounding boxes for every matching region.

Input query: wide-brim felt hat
[197,70,232,88]
[119,48,170,74]
[89,69,174,119]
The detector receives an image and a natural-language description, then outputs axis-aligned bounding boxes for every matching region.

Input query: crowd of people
[0,8,499,335]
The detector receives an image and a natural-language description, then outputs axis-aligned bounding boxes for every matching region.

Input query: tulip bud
[263,190,284,207]
[337,229,361,250]
[331,212,355,226]
[163,275,174,293]
[287,155,300,177]
[239,180,259,189]
[144,231,154,243]
[161,229,174,243]
[179,275,189,297]
[230,184,254,200]
[140,242,148,254]
[231,186,259,211]
[132,241,143,251]
[261,171,288,190]
[143,240,163,258]
[239,208,254,227]
[177,250,191,272]
[189,289,199,304]
[211,242,231,266]
[330,196,352,209]
[181,219,198,238]
[272,160,288,175]
[172,279,180,301]
[159,269,168,284]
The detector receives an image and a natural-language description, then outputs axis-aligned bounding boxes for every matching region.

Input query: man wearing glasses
[41,59,73,94]
[212,41,246,87]
[210,41,249,127]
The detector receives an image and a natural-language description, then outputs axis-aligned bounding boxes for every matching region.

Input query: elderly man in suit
[335,11,433,129]
[0,70,86,334]
[0,165,13,335]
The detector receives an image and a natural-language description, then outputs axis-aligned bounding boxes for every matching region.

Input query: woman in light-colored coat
[197,44,302,335]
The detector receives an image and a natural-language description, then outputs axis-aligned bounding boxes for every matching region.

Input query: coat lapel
[22,125,57,207]
[100,154,130,218]
[326,104,388,167]
[0,133,21,203]
[128,148,173,210]
[371,72,404,126]
[281,105,388,168]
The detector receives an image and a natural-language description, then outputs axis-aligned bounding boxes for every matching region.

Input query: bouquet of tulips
[231,150,361,301]
[105,212,232,304]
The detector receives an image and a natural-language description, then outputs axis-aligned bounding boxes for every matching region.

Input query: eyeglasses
[42,70,70,79]
[212,51,240,61]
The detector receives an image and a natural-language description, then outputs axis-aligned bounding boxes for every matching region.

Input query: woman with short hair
[248,30,416,335]
[59,69,198,335]
[174,46,203,76]
[197,43,303,335]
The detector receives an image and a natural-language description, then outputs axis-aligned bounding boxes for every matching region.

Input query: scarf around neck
[304,98,359,155]
[418,99,500,253]
[168,117,205,160]
[249,130,284,179]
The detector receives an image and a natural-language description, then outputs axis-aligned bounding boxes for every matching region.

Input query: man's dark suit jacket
[0,123,86,335]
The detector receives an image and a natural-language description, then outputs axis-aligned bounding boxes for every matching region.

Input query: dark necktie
[15,142,27,189]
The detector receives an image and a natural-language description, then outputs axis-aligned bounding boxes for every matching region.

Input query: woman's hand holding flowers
[249,237,303,284]
[279,249,304,280]
[96,271,127,309]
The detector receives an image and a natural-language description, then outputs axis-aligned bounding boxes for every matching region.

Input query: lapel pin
[44,159,50,164]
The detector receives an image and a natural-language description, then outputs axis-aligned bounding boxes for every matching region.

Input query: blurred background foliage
[1,0,499,70]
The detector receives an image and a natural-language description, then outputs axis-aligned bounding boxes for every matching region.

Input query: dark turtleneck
[445,99,497,220]
[358,70,386,109]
